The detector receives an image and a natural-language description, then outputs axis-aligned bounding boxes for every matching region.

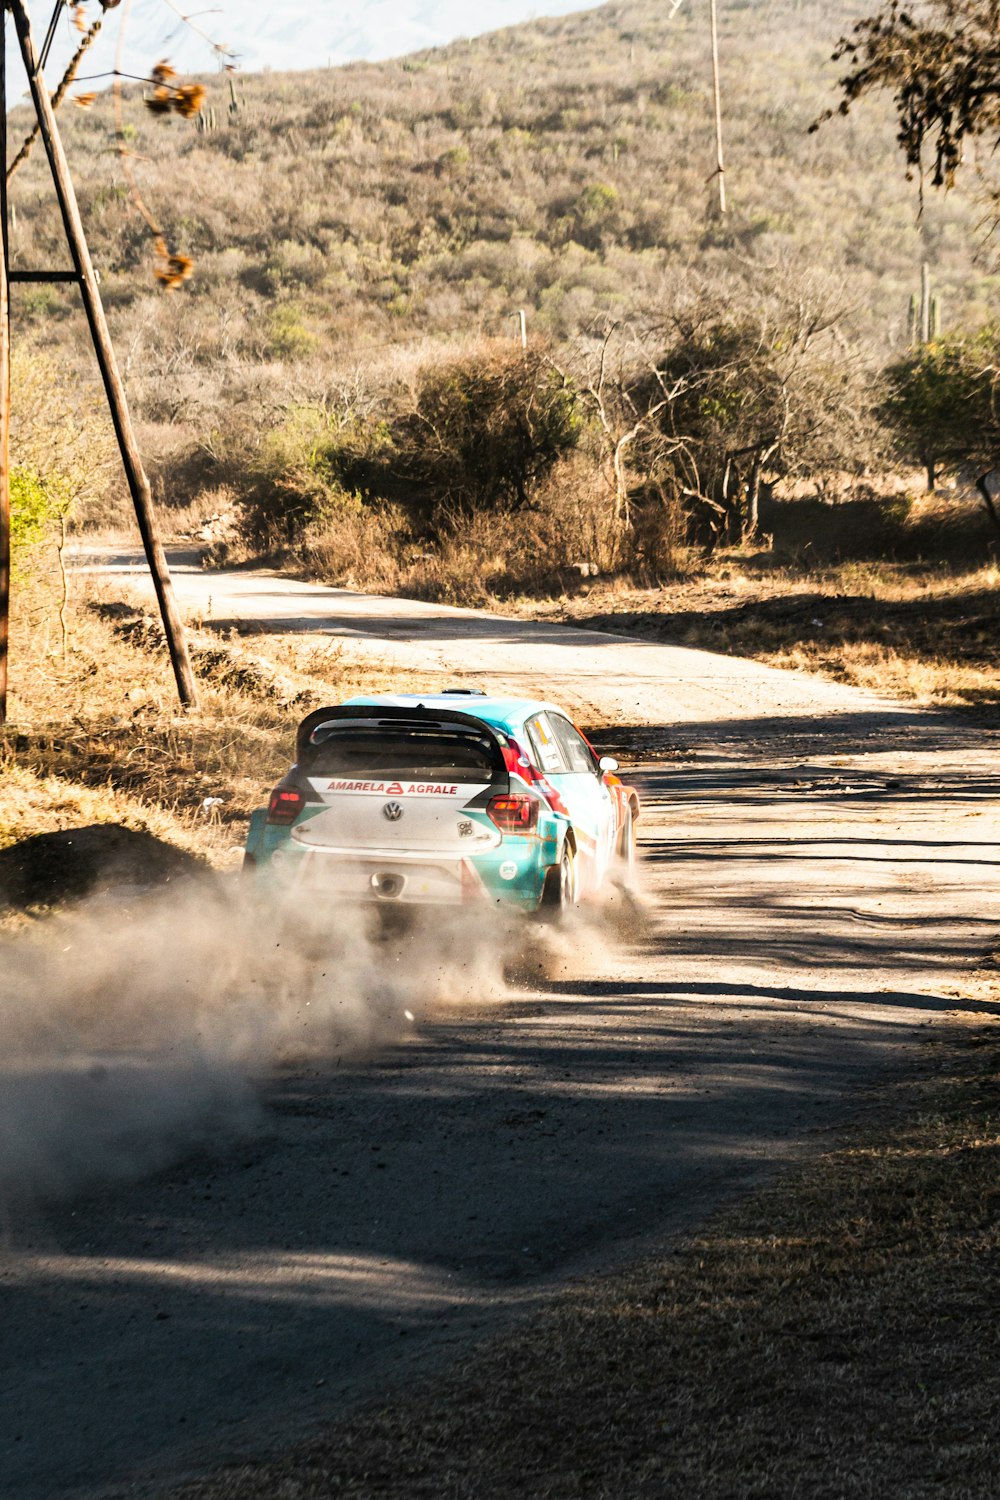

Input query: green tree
[572,182,621,249]
[10,468,68,565]
[881,334,1000,529]
[395,346,581,515]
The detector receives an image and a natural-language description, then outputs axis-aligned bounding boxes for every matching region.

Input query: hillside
[4,0,993,548]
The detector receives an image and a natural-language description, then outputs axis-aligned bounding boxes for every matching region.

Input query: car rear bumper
[298,850,487,906]
[244,815,552,911]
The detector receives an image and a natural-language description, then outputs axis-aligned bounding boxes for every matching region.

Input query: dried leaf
[144,86,173,116]
[155,252,195,291]
[172,83,206,120]
[73,91,98,110]
[73,5,87,33]
[151,59,177,86]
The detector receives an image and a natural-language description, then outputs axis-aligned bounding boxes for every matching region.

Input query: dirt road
[3,551,999,1499]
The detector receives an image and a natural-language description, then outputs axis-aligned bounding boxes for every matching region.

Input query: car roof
[341,692,567,735]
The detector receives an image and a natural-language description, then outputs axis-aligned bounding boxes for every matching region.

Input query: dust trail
[521,872,655,986]
[0,861,644,1208]
[0,880,516,1206]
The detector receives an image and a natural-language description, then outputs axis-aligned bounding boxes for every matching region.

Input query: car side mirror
[598,756,619,774]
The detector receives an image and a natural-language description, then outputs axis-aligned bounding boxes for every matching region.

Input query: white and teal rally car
[243,692,639,913]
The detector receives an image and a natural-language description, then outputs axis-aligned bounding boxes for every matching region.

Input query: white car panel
[294,778,498,855]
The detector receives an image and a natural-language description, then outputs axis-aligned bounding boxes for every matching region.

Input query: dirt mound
[0,824,210,911]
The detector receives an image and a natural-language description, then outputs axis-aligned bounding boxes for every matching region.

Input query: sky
[5,0,607,102]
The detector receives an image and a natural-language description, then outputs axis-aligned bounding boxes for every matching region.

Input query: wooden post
[0,11,10,727]
[710,0,727,216]
[9,0,198,709]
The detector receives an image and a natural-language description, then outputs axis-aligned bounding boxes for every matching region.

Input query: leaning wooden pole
[0,12,10,727]
[10,0,198,708]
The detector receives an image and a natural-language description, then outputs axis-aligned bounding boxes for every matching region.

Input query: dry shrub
[628,489,690,581]
[386,342,582,515]
[403,511,536,606]
[300,504,526,606]
[302,504,406,594]
[531,451,622,574]
[298,447,691,604]
[225,339,583,559]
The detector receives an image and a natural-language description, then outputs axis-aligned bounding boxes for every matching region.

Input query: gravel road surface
[2,551,998,1499]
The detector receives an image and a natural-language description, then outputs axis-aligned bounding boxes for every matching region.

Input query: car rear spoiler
[294,704,511,768]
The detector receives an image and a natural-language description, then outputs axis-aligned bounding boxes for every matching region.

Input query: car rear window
[304,723,497,782]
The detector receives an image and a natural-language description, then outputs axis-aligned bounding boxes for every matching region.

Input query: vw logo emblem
[383,801,403,822]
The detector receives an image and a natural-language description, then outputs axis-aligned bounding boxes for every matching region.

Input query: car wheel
[541,838,577,915]
[615,805,636,887]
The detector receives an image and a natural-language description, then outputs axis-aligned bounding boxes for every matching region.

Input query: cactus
[910,263,943,346]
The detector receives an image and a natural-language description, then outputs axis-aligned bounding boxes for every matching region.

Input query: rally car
[242,691,639,914]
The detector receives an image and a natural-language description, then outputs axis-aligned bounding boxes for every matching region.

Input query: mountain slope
[6,0,991,469]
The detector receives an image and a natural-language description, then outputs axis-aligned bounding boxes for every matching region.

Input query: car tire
[541,838,577,916]
[615,805,636,888]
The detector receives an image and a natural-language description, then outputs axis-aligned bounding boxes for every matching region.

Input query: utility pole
[709,0,726,216]
[2,0,198,715]
[0,11,9,726]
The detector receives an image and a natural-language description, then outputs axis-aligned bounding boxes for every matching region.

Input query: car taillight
[487,793,538,834]
[266,786,306,825]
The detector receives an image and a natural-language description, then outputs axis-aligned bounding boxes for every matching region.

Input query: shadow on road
[1,921,985,1498]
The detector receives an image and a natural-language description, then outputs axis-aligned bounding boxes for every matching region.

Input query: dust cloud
[0,868,645,1209]
[0,881,512,1206]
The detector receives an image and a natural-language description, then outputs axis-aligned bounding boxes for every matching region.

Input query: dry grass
[256,446,687,607]
[171,1022,1000,1500]
[0,758,204,863]
[515,557,1000,716]
[767,640,1000,706]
